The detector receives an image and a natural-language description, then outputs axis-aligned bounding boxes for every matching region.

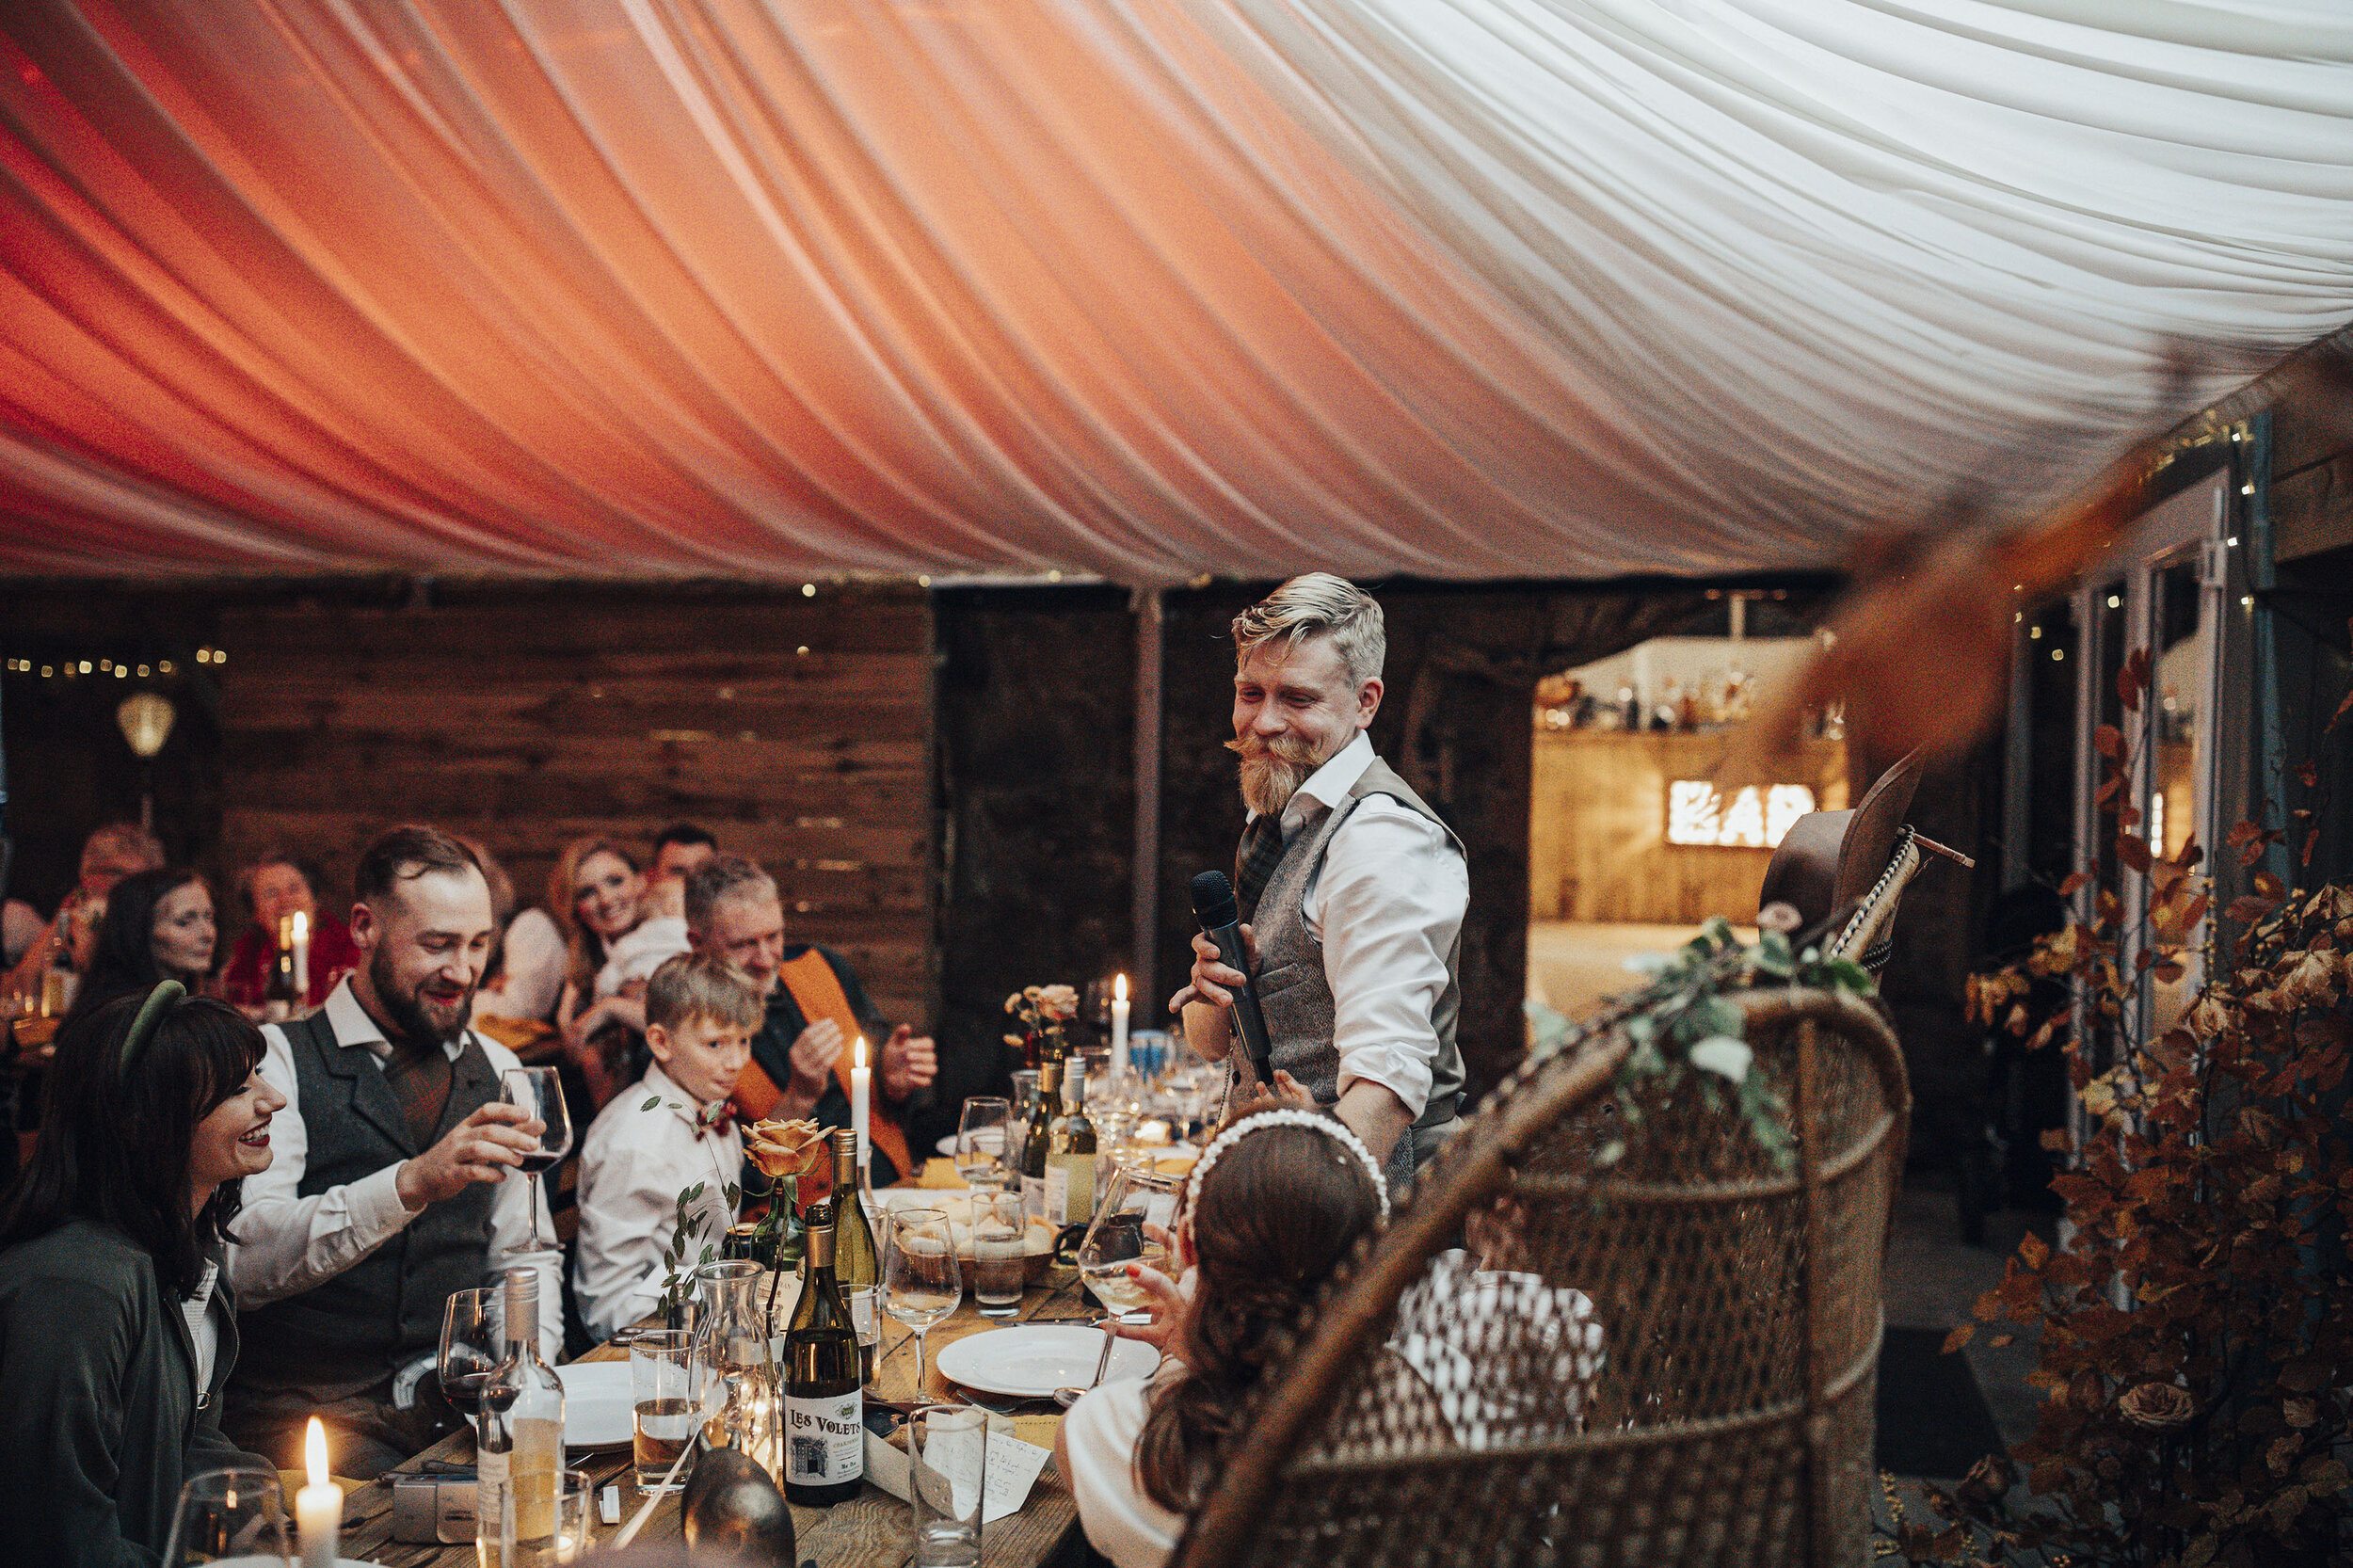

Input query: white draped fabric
[0,2,2345,582]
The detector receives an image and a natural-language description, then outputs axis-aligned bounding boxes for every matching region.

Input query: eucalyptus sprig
[1526,911,1877,1171]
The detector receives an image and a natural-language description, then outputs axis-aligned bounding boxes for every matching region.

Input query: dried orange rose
[2118,1382,2193,1430]
[744,1117,829,1180]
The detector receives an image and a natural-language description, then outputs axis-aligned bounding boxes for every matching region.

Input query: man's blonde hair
[645,952,763,1034]
[1230,573,1385,686]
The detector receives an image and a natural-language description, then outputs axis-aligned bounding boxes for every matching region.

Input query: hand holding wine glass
[499,1066,571,1256]
[882,1208,961,1403]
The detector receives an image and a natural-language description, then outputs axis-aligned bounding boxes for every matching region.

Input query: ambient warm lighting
[1666,781,1816,849]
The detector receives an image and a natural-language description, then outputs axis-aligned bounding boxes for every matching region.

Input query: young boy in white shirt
[573,952,760,1341]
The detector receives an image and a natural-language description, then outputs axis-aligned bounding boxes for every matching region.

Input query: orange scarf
[729,949,915,1180]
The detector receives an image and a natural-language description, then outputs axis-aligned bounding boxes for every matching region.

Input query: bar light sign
[1666,781,1816,849]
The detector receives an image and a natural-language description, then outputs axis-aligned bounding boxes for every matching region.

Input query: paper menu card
[863,1416,1053,1525]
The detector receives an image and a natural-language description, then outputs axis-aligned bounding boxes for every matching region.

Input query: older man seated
[684,855,936,1186]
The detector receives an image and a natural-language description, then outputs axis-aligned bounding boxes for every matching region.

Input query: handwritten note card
[864,1416,1053,1524]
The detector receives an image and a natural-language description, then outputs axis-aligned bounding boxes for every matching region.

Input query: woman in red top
[217,854,359,1016]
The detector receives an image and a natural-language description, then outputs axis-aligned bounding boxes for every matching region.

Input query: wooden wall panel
[216,587,933,1027]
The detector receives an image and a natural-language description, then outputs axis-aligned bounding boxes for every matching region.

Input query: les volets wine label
[786,1392,863,1486]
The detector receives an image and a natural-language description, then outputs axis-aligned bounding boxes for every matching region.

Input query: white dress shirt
[227,978,562,1362]
[1390,1249,1604,1449]
[473,906,566,1025]
[1255,731,1468,1119]
[1064,1362,1186,1568]
[573,1064,744,1341]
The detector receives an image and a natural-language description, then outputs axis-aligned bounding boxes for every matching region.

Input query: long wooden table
[339,1274,1099,1566]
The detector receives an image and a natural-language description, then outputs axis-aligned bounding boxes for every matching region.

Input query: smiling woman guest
[63,867,219,1027]
[0,984,284,1567]
[222,825,560,1478]
[551,835,650,1107]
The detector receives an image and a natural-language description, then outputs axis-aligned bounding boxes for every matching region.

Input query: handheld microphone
[1189,871,1273,1082]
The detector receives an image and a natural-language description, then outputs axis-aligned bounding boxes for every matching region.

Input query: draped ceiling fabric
[0,2,2346,582]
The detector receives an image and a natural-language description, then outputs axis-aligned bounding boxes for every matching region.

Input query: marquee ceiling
[1,1,2346,582]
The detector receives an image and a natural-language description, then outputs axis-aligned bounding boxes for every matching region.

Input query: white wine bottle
[784,1209,864,1507]
[476,1267,565,1568]
[1018,1062,1061,1224]
[826,1128,880,1383]
[1045,1057,1096,1226]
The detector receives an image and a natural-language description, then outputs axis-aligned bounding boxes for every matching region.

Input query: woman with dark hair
[0,984,285,1566]
[1058,1107,1388,1567]
[64,866,217,1028]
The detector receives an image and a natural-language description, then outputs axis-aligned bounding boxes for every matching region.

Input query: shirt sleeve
[476,908,566,1024]
[1303,796,1467,1121]
[223,1027,417,1307]
[574,1134,696,1342]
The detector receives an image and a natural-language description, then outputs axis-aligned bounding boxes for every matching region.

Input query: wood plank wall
[214,585,933,1027]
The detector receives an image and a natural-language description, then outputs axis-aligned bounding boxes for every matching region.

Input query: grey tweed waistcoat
[1244,753,1465,1192]
[231,1011,503,1402]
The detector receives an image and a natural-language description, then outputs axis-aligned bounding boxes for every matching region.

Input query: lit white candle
[1111,974,1130,1084]
[290,909,311,998]
[296,1417,339,1568]
[850,1035,870,1184]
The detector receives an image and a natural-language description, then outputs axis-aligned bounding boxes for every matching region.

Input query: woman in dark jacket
[62,867,218,1028]
[0,983,284,1567]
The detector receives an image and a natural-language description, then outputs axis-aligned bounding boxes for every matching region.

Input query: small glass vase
[692,1259,784,1483]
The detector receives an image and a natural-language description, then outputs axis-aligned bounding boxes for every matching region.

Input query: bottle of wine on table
[784,1209,864,1507]
[477,1267,565,1568]
[827,1128,879,1381]
[1019,1061,1061,1224]
[1046,1057,1096,1226]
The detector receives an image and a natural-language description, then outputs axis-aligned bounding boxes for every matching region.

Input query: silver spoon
[1053,1318,1120,1407]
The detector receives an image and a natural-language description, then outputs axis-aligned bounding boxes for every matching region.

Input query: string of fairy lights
[1,647,226,680]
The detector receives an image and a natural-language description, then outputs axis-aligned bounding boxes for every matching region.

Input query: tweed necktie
[380,1034,454,1149]
[1234,811,1289,924]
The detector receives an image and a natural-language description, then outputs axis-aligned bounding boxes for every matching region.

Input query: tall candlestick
[1111,974,1130,1085]
[290,909,311,999]
[296,1416,340,1568]
[850,1036,870,1183]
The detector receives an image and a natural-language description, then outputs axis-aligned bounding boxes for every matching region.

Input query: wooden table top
[338,1272,1102,1567]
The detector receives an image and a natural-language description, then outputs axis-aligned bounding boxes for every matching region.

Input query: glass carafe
[692,1259,789,1483]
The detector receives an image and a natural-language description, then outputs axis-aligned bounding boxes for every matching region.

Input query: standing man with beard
[1175,575,1468,1191]
[224,826,557,1476]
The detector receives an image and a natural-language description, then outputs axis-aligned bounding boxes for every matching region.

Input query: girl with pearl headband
[1056,1108,1388,1568]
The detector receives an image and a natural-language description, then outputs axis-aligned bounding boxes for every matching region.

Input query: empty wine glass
[954,1097,1010,1189]
[882,1208,962,1404]
[500,1065,571,1256]
[438,1287,502,1438]
[163,1467,289,1567]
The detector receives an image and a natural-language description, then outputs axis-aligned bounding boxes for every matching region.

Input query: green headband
[120,979,187,1070]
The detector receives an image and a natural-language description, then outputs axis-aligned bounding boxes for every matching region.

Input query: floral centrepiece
[1004,983,1080,1064]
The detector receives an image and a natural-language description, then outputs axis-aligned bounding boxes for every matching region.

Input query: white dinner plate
[554,1361,633,1449]
[933,1325,1156,1399]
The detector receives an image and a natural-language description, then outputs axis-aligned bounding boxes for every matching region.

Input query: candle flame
[306,1416,328,1488]
[291,910,308,943]
[1114,973,1128,1002]
[854,1035,866,1070]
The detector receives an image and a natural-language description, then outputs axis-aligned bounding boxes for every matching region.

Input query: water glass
[846,1284,882,1384]
[970,1191,1028,1318]
[629,1329,697,1492]
[909,1404,989,1567]
[162,1467,289,1567]
[552,1469,594,1561]
[1076,1165,1181,1320]
[955,1096,1011,1189]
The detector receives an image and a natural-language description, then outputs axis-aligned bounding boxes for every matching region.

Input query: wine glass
[882,1208,962,1403]
[438,1287,502,1437]
[954,1097,1011,1189]
[162,1467,290,1566]
[500,1065,571,1256]
[1075,1165,1181,1320]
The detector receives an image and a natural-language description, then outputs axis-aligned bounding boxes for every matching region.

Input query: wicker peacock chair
[1172,982,1910,1568]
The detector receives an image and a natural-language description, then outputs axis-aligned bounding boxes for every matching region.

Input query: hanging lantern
[117,691,176,758]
